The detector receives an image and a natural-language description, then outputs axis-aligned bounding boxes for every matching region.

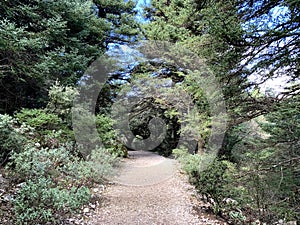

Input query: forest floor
[87,150,227,225]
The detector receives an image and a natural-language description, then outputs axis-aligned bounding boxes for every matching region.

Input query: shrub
[9,143,117,223]
[46,81,78,124]
[13,177,90,225]
[173,148,246,223]
[9,145,75,182]
[194,159,239,213]
[15,108,75,146]
[9,143,117,184]
[96,114,127,157]
[67,146,118,185]
[15,108,61,133]
[0,114,24,165]
[45,82,127,157]
[96,114,115,146]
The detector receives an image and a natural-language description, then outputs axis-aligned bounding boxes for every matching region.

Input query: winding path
[89,150,226,225]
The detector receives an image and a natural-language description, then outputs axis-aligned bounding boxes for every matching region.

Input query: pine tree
[0,0,138,113]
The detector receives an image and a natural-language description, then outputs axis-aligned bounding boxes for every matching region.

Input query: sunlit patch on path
[113,150,177,186]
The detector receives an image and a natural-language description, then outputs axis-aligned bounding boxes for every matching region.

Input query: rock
[92,188,99,193]
[83,208,90,213]
[2,194,13,202]
[0,189,5,196]
[35,142,41,148]
[223,197,238,205]
[286,221,297,225]
[16,182,26,188]
[92,185,105,195]
[254,220,261,224]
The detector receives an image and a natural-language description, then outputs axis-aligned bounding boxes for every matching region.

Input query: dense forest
[0,0,299,224]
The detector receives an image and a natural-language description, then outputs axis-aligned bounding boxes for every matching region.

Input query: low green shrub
[15,108,75,147]
[173,148,202,182]
[15,108,61,132]
[0,114,25,165]
[96,114,128,157]
[8,143,117,223]
[9,143,117,185]
[13,177,90,225]
[46,81,79,124]
[68,146,118,184]
[9,144,75,182]
[194,159,243,215]
[173,148,246,223]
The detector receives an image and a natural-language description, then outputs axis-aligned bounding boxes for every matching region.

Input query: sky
[120,0,296,94]
[241,5,293,94]
[134,0,151,22]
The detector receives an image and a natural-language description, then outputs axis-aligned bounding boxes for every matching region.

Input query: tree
[142,0,246,158]
[0,0,139,113]
[141,1,300,221]
[142,0,300,159]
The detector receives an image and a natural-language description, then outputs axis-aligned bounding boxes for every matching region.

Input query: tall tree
[143,0,299,157]
[0,0,139,113]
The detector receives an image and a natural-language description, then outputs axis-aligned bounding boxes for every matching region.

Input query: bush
[173,148,201,180]
[173,148,246,224]
[0,114,24,165]
[45,82,127,157]
[8,143,117,224]
[15,108,61,133]
[9,143,116,185]
[13,177,90,225]
[9,144,74,182]
[15,108,75,146]
[68,146,118,184]
[194,159,240,214]
[96,114,127,157]
[46,81,79,125]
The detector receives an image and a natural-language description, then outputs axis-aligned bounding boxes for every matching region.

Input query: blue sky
[134,0,151,22]
[124,0,296,94]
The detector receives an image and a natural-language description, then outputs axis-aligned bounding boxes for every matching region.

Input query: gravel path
[89,151,227,225]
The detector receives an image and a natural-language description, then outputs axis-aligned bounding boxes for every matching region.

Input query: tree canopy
[0,0,299,223]
[0,0,139,113]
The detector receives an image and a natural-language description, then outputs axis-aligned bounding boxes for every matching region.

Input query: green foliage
[261,96,300,146]
[0,0,138,113]
[0,114,25,165]
[0,84,121,224]
[5,107,118,223]
[195,160,240,213]
[1,0,298,224]
[13,178,90,225]
[172,148,203,180]
[227,107,300,223]
[96,114,127,157]
[96,114,116,147]
[46,81,79,122]
[76,147,118,183]
[15,108,74,147]
[9,145,74,182]
[256,97,300,222]
[9,143,116,185]
[72,105,126,157]
[173,148,247,223]
[15,108,60,132]
[15,81,84,143]
[8,143,116,223]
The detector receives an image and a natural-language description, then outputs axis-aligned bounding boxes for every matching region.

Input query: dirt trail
[89,150,226,225]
